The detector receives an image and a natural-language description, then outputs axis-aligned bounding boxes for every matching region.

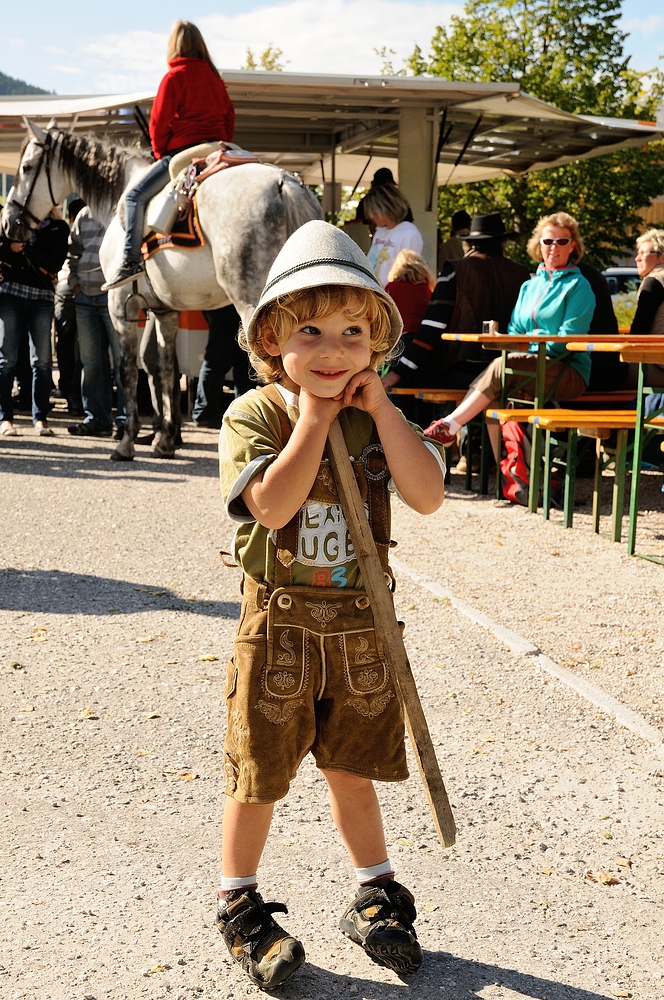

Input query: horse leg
[109,311,141,462]
[152,312,179,459]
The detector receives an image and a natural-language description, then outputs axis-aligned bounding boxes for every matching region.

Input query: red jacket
[384,280,432,333]
[150,57,236,159]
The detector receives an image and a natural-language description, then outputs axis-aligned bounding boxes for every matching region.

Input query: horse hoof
[152,448,175,459]
[110,449,134,462]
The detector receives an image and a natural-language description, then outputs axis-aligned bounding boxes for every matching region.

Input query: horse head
[1,119,62,242]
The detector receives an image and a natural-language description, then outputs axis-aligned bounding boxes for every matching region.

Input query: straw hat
[245,220,403,349]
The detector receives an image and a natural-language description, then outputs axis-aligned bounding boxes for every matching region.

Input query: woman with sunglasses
[422,212,594,456]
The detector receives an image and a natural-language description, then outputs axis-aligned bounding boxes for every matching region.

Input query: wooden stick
[326,418,456,848]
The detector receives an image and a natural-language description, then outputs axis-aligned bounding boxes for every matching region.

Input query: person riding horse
[102,20,235,291]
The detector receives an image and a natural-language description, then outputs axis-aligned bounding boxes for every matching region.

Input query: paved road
[1,426,663,999]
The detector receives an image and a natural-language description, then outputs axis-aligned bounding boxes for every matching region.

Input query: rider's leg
[122,157,172,264]
[103,158,172,290]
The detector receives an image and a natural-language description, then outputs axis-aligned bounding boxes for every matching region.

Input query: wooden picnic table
[566,338,664,558]
[441,332,664,515]
[439,333,642,511]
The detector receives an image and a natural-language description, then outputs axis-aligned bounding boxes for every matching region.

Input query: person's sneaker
[454,453,480,475]
[339,880,422,975]
[101,260,145,291]
[216,889,305,988]
[423,418,457,447]
[67,423,112,437]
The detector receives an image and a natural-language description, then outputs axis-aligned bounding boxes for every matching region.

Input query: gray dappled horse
[2,122,322,459]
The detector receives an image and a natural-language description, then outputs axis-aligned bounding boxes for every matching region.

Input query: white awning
[0,71,661,185]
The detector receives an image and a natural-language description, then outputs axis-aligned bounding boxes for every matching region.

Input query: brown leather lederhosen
[223,385,408,804]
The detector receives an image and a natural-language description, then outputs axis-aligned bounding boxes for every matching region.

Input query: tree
[374,47,407,77]
[0,70,50,95]
[242,44,288,72]
[409,0,664,268]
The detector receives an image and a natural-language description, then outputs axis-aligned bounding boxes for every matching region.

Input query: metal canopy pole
[330,137,337,225]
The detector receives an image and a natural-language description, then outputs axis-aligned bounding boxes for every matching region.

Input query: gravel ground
[1,412,663,1000]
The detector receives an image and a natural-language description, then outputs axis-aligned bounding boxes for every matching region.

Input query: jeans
[123,157,172,262]
[192,306,251,426]
[54,294,82,408]
[0,294,54,423]
[75,291,126,430]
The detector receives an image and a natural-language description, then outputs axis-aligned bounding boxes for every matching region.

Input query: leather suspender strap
[258,384,391,588]
[259,384,297,589]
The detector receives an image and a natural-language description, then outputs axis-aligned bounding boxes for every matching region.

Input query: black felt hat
[466,213,515,241]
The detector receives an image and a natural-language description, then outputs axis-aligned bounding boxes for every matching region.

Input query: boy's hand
[338,368,390,418]
[298,386,344,426]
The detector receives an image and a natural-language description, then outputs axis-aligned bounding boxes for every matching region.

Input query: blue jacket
[508,264,595,384]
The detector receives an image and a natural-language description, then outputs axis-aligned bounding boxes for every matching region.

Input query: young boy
[218,221,446,988]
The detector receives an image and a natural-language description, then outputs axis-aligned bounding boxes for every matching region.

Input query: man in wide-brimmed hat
[383,212,529,405]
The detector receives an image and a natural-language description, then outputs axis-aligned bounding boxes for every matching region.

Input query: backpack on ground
[500,420,531,505]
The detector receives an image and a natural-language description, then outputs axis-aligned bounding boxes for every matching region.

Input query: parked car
[602,267,639,295]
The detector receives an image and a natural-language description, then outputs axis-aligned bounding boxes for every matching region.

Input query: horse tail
[279,170,323,237]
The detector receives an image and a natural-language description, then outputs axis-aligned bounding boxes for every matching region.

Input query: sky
[2,0,663,97]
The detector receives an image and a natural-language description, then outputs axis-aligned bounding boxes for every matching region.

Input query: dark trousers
[192,305,252,427]
[54,295,82,409]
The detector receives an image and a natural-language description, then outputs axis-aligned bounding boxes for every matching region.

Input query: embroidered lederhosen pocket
[266,585,391,713]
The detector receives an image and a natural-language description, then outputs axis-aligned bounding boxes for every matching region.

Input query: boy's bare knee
[322,769,373,793]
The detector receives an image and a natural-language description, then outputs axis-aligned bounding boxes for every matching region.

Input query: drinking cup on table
[482,320,499,334]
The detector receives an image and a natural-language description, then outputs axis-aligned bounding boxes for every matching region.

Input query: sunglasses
[540,237,573,247]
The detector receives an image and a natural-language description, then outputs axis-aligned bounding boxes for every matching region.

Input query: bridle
[10,131,59,230]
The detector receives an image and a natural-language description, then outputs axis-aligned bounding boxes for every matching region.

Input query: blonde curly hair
[241,285,397,384]
[387,250,435,289]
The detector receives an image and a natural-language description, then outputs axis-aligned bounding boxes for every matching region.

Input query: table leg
[627,364,646,555]
[527,344,547,513]
[563,430,577,530]
[612,428,628,544]
[465,423,474,491]
[496,350,508,499]
[542,430,552,520]
[480,419,491,495]
[592,437,602,534]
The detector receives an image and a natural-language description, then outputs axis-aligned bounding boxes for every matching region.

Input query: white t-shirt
[367,221,424,287]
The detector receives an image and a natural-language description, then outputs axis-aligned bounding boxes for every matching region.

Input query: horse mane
[53,130,148,208]
[280,171,323,235]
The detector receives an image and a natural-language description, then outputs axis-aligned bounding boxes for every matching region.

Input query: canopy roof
[0,71,661,185]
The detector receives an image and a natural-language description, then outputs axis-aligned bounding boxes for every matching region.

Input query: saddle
[145,141,261,236]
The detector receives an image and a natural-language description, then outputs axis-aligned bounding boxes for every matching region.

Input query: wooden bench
[387,387,482,490]
[387,387,467,403]
[487,407,664,540]
[389,387,640,493]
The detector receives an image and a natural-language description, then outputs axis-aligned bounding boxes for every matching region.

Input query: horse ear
[46,117,58,130]
[22,117,48,143]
